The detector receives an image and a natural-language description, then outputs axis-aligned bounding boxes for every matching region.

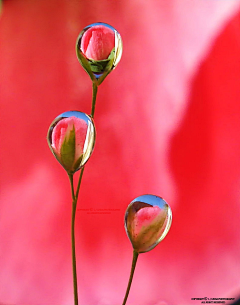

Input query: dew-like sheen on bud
[125,195,172,253]
[47,111,96,174]
[76,22,123,85]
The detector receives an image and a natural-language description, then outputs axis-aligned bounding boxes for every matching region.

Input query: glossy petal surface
[47,111,95,173]
[76,22,122,83]
[125,195,172,253]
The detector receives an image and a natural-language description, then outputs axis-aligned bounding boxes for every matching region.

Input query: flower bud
[81,25,114,61]
[76,22,123,85]
[125,195,172,253]
[47,111,96,174]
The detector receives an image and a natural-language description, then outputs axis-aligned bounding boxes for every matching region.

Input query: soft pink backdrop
[0,1,240,304]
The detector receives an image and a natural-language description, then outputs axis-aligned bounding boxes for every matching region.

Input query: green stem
[122,250,139,305]
[75,167,85,200]
[91,81,98,118]
[69,173,75,201]
[67,80,99,305]
[68,173,78,305]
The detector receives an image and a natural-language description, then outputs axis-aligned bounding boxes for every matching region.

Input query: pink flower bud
[125,195,172,253]
[47,111,96,174]
[81,25,115,61]
[76,22,123,85]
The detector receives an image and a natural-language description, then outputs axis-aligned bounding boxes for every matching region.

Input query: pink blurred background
[0,1,240,304]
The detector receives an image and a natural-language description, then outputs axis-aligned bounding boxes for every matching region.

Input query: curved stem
[122,250,139,305]
[68,173,78,305]
[91,81,98,118]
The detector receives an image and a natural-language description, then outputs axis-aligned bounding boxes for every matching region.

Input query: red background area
[0,1,240,305]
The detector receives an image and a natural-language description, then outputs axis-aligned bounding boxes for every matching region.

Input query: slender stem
[122,250,139,305]
[69,173,75,201]
[68,173,78,305]
[91,81,98,118]
[76,79,98,199]
[68,80,98,305]
[75,167,85,200]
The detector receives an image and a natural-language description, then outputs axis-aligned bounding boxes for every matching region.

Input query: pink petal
[133,206,161,235]
[51,118,73,153]
[81,25,115,60]
[51,116,88,160]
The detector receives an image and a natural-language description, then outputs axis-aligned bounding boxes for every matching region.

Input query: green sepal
[76,47,96,82]
[60,125,76,173]
[73,154,83,172]
[107,47,115,62]
[76,43,116,85]
[88,58,110,73]
[97,48,115,85]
